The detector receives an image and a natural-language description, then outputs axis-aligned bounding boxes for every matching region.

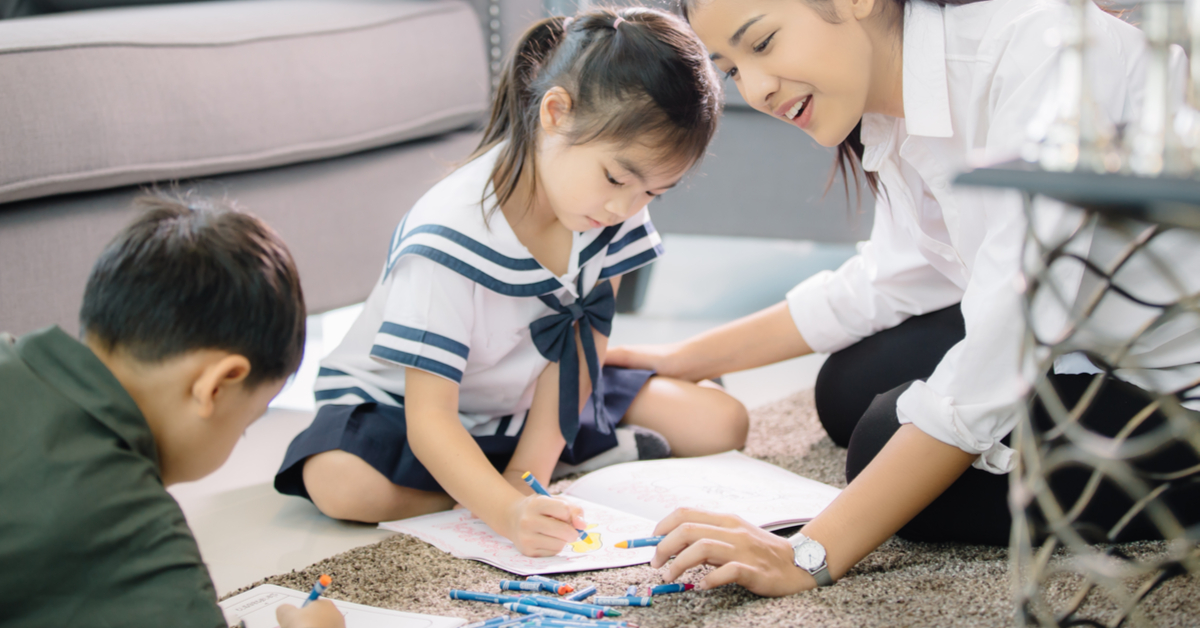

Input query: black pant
[814,304,1200,546]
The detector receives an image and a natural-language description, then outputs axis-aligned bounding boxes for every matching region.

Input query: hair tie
[612,16,624,30]
[562,16,573,30]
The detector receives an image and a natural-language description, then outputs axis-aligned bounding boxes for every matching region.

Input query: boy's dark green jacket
[0,327,225,628]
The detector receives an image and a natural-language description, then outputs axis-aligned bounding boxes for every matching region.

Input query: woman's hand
[650,508,815,597]
[605,342,686,377]
[276,600,346,628]
[505,493,588,557]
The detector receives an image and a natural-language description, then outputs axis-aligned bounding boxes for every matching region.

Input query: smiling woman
[604,0,1200,597]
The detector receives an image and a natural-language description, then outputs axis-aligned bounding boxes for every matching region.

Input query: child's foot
[552,425,671,479]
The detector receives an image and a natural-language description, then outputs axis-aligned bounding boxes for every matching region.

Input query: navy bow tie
[530,279,615,446]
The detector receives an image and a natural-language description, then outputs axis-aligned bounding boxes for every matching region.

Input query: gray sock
[551,425,672,480]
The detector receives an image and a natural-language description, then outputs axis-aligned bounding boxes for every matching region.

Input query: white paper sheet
[379,497,657,576]
[563,450,842,530]
[219,584,465,628]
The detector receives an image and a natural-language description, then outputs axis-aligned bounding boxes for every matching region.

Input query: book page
[220,584,464,628]
[563,451,842,530]
[379,497,657,576]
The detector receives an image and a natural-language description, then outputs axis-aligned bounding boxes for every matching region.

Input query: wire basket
[1010,191,1200,627]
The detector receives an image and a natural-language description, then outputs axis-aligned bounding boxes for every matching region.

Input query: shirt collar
[901,0,953,139]
[15,326,159,467]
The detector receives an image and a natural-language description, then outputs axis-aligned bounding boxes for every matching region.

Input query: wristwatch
[788,531,834,586]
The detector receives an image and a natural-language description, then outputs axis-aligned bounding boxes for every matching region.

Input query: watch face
[794,540,826,570]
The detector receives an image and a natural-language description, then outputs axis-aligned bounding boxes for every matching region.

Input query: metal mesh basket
[1010,191,1200,627]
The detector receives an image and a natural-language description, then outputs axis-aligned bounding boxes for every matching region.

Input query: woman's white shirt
[786,0,1151,473]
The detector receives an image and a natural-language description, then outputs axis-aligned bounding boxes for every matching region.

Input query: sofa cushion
[0,0,488,204]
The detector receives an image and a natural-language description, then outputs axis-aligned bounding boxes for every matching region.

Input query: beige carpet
[229,391,1200,627]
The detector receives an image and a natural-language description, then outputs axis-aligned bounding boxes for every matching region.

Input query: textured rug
[228,391,1200,627]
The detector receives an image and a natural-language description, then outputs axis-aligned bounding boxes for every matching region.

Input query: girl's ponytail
[470,16,568,211]
[465,7,721,219]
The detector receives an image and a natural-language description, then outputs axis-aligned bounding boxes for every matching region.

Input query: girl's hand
[506,494,588,557]
[276,599,346,628]
[650,507,814,597]
[605,342,686,378]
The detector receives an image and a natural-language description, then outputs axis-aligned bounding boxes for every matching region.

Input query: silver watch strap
[811,564,834,587]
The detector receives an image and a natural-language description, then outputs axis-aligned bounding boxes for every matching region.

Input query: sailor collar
[383,144,621,299]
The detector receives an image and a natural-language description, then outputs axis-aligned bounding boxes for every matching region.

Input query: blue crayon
[503,602,576,619]
[526,619,636,628]
[525,575,573,595]
[593,596,652,607]
[450,590,525,604]
[301,574,331,608]
[522,596,605,619]
[625,585,637,597]
[520,472,587,541]
[460,615,511,628]
[563,585,596,602]
[615,536,664,549]
[647,583,695,596]
[500,580,546,593]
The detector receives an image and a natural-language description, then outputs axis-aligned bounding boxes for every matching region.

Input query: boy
[0,194,342,628]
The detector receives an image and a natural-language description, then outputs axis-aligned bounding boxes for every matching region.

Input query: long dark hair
[468,7,723,213]
[678,0,990,206]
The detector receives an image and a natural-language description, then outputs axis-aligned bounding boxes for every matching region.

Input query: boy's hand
[506,494,587,556]
[276,600,345,628]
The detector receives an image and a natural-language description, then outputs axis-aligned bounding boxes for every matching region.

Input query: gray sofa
[0,0,544,337]
[0,0,868,338]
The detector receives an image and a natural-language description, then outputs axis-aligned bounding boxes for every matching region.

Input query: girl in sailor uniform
[274,7,747,556]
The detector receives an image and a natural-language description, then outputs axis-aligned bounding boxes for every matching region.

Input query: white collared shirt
[316,143,664,436]
[786,0,1162,472]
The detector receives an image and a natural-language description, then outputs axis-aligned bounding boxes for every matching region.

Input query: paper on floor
[379,497,657,576]
[219,584,465,628]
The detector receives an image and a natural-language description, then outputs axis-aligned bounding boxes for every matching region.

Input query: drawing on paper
[378,497,657,575]
[569,524,601,553]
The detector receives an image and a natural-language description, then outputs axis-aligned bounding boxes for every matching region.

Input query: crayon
[460,615,511,628]
[500,580,545,592]
[524,619,637,628]
[301,574,331,608]
[524,620,636,628]
[503,602,577,619]
[525,575,574,595]
[625,585,637,597]
[450,590,525,604]
[614,536,664,549]
[593,596,652,607]
[521,596,604,619]
[526,594,620,617]
[563,585,597,602]
[647,583,695,596]
[521,472,587,540]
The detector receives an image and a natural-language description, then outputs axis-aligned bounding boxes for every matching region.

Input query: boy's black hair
[80,191,306,387]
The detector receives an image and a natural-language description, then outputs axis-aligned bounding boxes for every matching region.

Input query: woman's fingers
[654,507,746,536]
[662,535,739,580]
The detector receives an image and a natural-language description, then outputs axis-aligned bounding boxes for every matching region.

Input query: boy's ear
[539,86,574,135]
[191,354,252,419]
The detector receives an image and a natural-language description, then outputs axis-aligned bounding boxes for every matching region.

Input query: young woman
[607,0,1200,595]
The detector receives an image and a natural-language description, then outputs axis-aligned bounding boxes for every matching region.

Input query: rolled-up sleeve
[786,193,964,354]
[894,189,1028,473]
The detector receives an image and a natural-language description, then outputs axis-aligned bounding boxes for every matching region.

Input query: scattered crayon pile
[453,574,696,628]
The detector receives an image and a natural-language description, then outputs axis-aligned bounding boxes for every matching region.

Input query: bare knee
[706,386,749,450]
[302,451,398,523]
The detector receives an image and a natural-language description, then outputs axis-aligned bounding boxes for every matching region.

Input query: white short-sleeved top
[316,143,664,436]
[785,0,1176,473]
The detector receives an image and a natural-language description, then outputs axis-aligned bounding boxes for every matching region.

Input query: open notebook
[379,451,841,575]
[219,584,464,628]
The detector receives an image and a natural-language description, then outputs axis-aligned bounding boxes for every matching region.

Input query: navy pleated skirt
[274,366,653,498]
